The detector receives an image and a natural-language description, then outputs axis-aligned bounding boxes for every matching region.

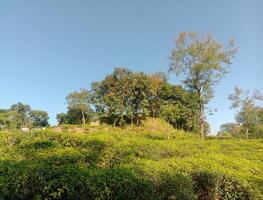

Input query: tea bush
[0,123,262,199]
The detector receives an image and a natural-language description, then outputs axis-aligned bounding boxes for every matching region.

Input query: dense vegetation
[218,87,263,139]
[0,119,262,200]
[56,68,202,133]
[0,103,49,130]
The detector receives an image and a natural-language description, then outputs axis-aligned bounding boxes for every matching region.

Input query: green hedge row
[0,162,252,200]
[0,129,261,199]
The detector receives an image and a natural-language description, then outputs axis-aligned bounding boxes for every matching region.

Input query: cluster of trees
[3,32,261,140]
[0,102,49,130]
[218,87,263,139]
[57,68,202,133]
[57,32,239,139]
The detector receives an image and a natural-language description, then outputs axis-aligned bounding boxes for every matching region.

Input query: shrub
[191,171,253,200]
[0,128,262,199]
[155,173,197,200]
[218,175,252,200]
[192,171,219,200]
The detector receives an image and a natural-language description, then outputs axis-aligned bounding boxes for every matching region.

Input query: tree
[169,32,237,139]
[160,104,180,127]
[66,89,92,125]
[147,73,167,118]
[29,110,49,127]
[159,83,200,132]
[9,102,31,128]
[229,87,263,139]
[56,113,69,125]
[0,103,50,130]
[130,72,150,125]
[0,109,11,130]
[217,122,237,137]
[91,68,134,127]
[91,68,151,127]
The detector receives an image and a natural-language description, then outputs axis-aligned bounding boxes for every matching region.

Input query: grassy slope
[0,118,262,199]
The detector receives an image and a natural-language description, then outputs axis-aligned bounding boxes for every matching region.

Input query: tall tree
[229,87,263,139]
[66,89,91,125]
[130,72,151,125]
[147,73,167,118]
[91,68,132,127]
[169,32,237,139]
[91,68,151,127]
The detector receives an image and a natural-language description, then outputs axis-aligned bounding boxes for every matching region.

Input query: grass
[0,118,262,199]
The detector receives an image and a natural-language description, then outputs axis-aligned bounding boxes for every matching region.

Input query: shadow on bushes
[192,171,253,200]
[0,159,154,200]
[21,140,56,150]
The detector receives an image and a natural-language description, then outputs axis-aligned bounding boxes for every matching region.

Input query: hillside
[0,119,262,200]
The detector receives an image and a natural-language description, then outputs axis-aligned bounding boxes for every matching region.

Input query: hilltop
[0,118,262,200]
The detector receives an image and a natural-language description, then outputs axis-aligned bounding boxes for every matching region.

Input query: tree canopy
[169,32,237,139]
[0,103,49,130]
[228,87,263,139]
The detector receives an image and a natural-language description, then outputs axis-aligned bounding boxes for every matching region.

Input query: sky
[0,0,262,133]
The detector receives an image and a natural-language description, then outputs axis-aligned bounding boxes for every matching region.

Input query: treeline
[0,103,49,130]
[218,87,263,139]
[56,31,238,139]
[57,68,205,133]
[1,32,262,139]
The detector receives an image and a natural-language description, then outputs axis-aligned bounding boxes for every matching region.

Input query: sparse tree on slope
[229,87,263,139]
[66,89,92,125]
[169,32,237,139]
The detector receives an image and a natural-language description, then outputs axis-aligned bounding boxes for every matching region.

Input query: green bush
[191,171,253,200]
[192,171,219,200]
[154,173,197,200]
[0,126,262,199]
[218,175,252,200]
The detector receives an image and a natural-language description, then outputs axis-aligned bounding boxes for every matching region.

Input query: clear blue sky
[0,0,262,133]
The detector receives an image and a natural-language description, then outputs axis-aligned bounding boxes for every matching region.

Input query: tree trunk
[167,119,170,140]
[152,110,155,118]
[131,117,133,126]
[136,116,139,126]
[200,118,204,140]
[245,128,249,139]
[81,110,86,125]
[198,95,205,140]
[113,117,118,128]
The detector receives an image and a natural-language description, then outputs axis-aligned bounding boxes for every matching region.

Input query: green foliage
[90,67,200,131]
[91,68,151,127]
[169,32,237,139]
[66,89,93,125]
[0,103,49,130]
[218,175,252,200]
[57,108,93,125]
[29,110,49,127]
[226,87,263,139]
[159,84,200,132]
[192,171,219,200]
[0,122,262,199]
